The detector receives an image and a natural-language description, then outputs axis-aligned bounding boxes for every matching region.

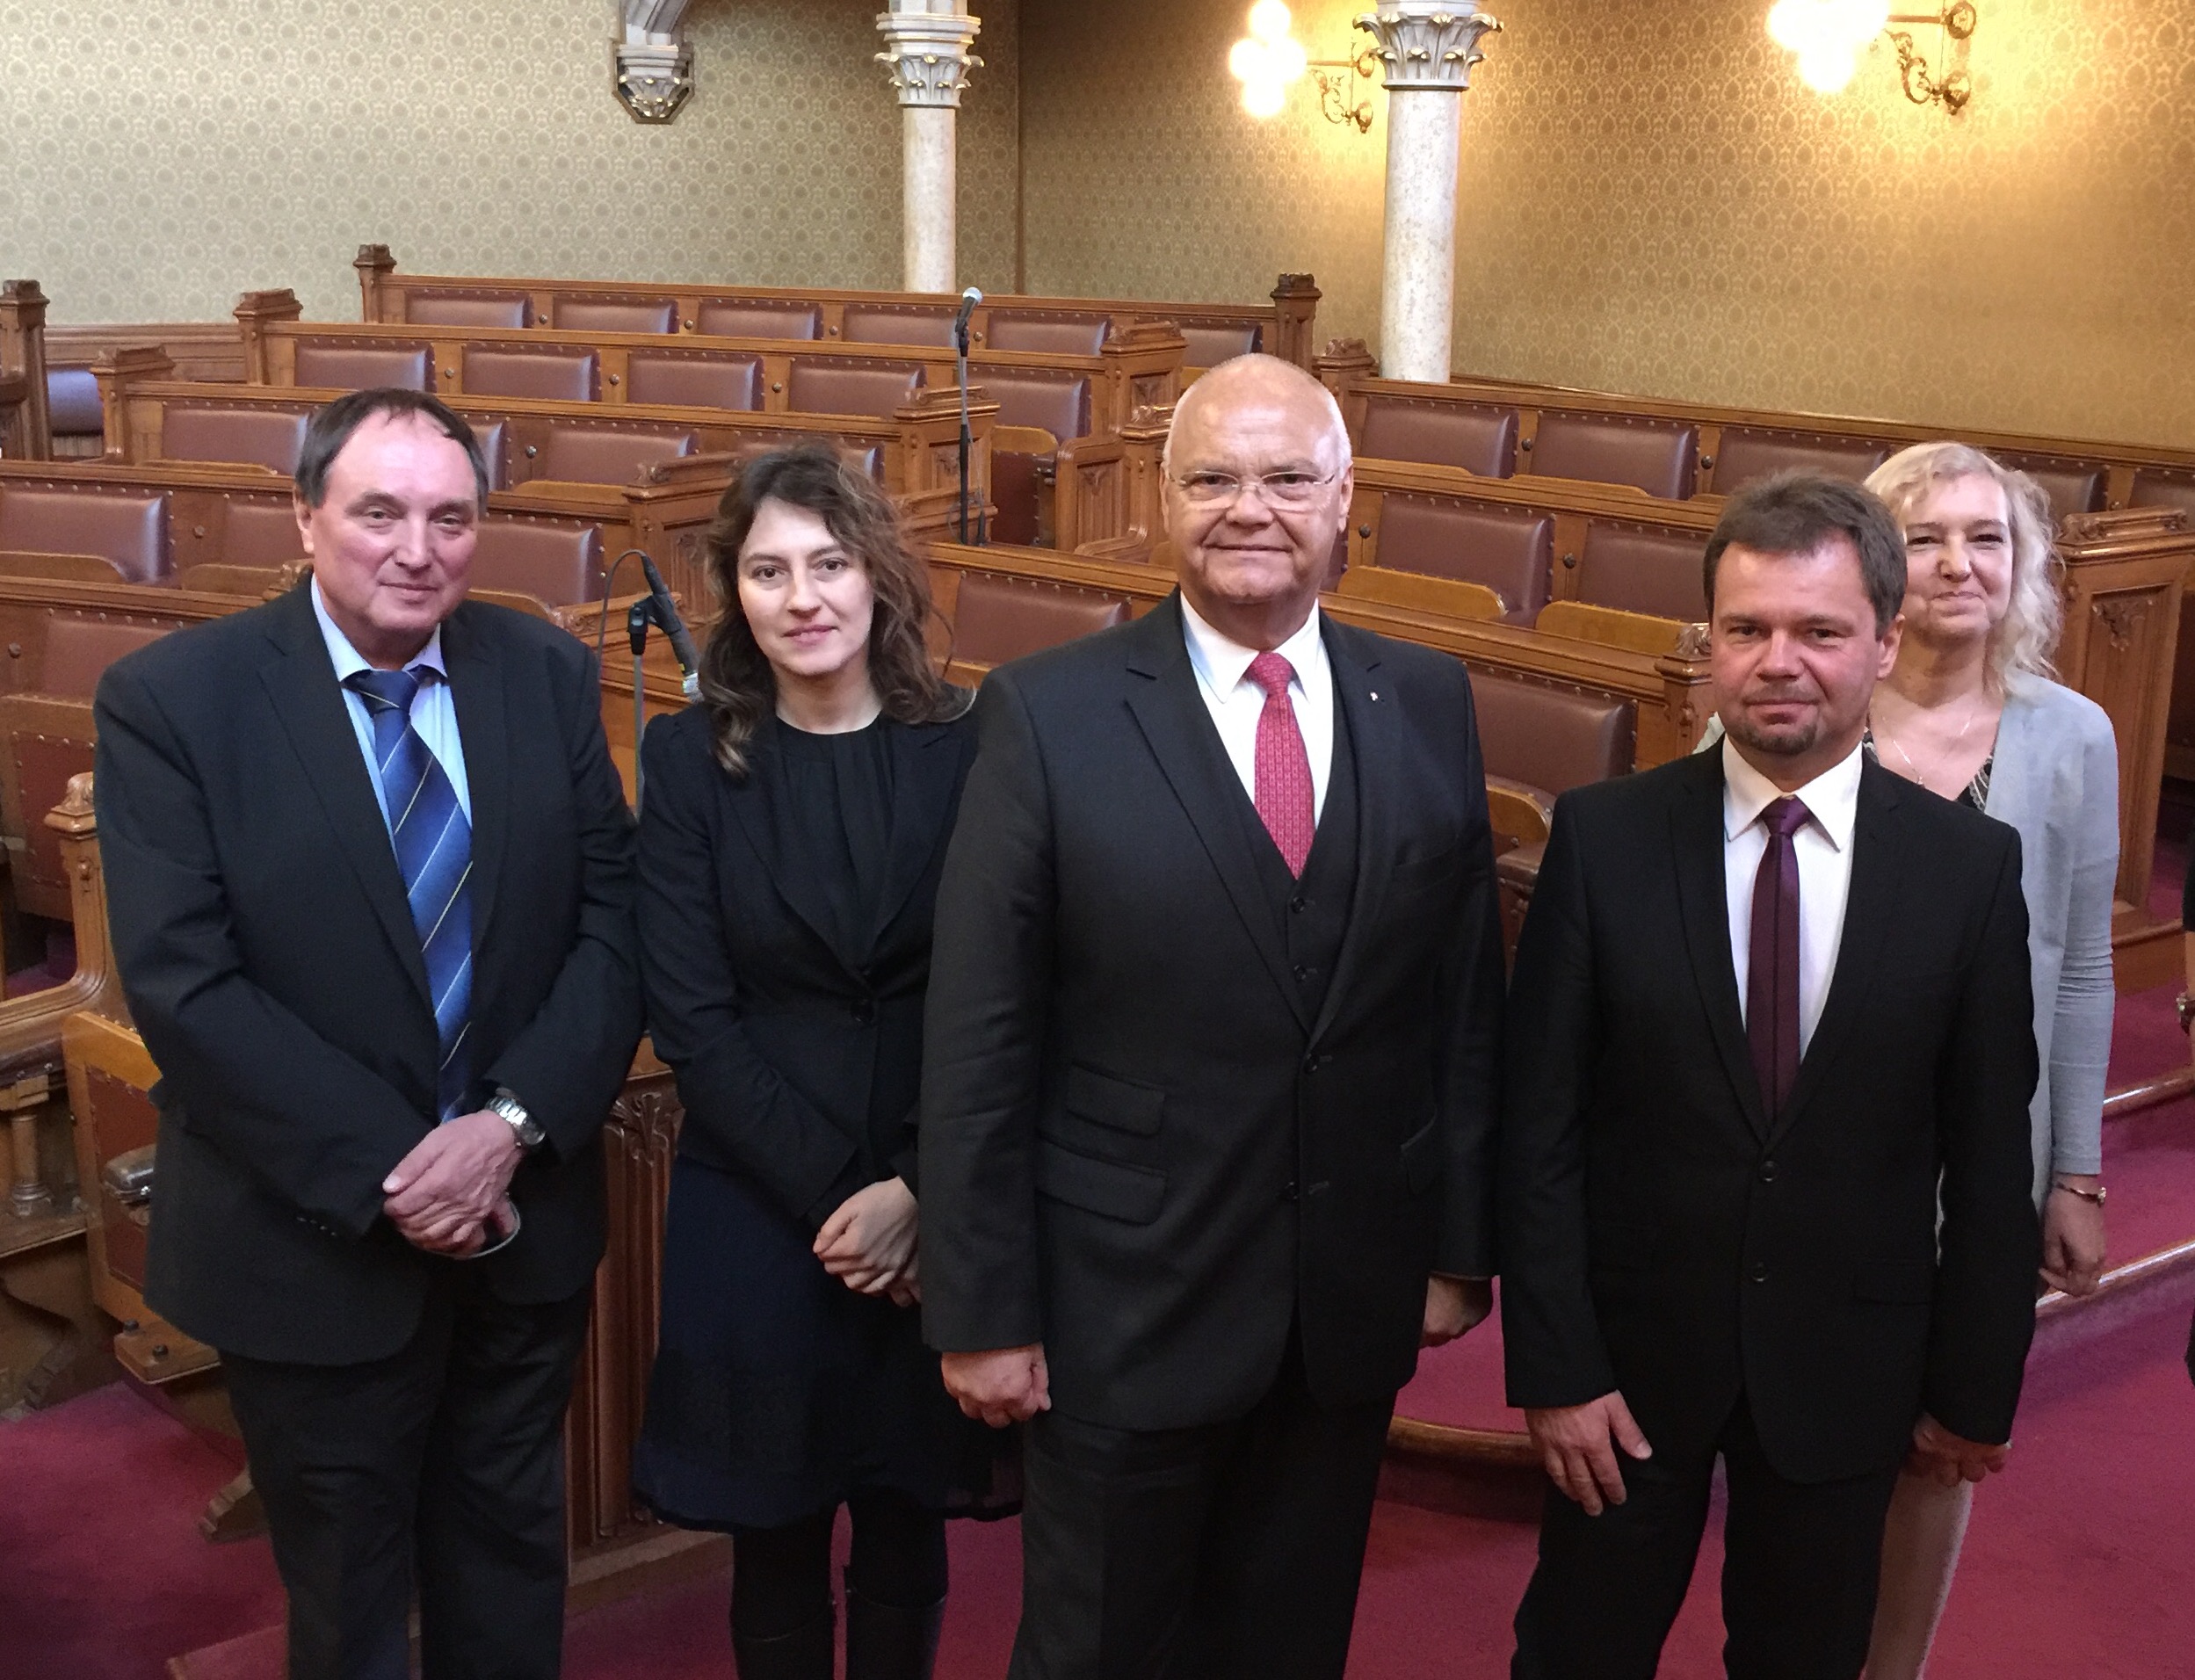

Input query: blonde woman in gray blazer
[1861,442,2116,1678]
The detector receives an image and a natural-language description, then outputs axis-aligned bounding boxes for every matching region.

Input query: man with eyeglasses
[920,353,1507,1678]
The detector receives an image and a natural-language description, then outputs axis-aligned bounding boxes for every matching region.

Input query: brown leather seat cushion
[1996,456,2108,521]
[951,572,1129,665]
[0,486,170,583]
[786,360,925,419]
[1531,413,1699,500]
[982,370,1092,441]
[1374,496,1552,623]
[293,340,433,391]
[1178,322,1262,366]
[1471,671,1634,795]
[552,296,678,334]
[1576,525,1708,621]
[2131,469,2195,518]
[405,292,531,328]
[535,426,698,484]
[469,521,605,605]
[221,499,308,568]
[1712,431,1889,493]
[840,304,956,347]
[696,299,823,340]
[1358,397,1519,477]
[160,406,309,473]
[625,351,764,411]
[985,312,1109,355]
[463,346,600,402]
[47,369,102,436]
[40,617,175,699]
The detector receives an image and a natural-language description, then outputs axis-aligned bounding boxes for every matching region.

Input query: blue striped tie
[345,668,474,1121]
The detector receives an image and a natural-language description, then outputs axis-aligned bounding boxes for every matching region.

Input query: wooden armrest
[177,561,291,597]
[0,550,131,585]
[1334,567,1504,622]
[1496,838,1546,896]
[1534,599,1686,656]
[994,424,1061,458]
[467,586,559,624]
[1485,777,1554,849]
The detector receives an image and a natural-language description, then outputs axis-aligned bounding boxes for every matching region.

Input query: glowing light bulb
[1242,76,1287,118]
[1768,0,1887,93]
[1229,37,1271,82]
[1797,46,1858,91]
[1249,0,1293,44]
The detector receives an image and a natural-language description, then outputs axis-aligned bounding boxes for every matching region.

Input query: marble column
[1358,3,1503,381]
[875,4,983,294]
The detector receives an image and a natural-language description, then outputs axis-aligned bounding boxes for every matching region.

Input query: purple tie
[1748,797,1813,1118]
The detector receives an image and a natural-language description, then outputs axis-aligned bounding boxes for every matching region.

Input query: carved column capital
[615,0,695,123]
[1355,3,1503,93]
[875,6,983,110]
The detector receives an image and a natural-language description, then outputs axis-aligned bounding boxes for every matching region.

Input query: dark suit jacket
[1500,748,2041,1483]
[635,704,978,1221]
[919,593,1506,1431]
[95,583,642,1366]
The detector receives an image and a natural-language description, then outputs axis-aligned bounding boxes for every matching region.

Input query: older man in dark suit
[917,354,1507,1679]
[95,388,641,1680]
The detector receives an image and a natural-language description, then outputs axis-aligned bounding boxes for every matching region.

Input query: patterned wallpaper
[0,0,1021,322]
[1019,0,2195,449]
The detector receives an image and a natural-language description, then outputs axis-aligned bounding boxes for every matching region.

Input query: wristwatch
[487,1089,546,1152]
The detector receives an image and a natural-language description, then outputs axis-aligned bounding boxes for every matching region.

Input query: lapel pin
[1369,691,1380,702]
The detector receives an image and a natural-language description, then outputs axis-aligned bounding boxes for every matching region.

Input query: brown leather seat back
[1576,525,1708,621]
[786,360,925,419]
[985,312,1109,355]
[222,499,308,568]
[0,486,171,583]
[160,406,309,473]
[625,351,764,411]
[1712,431,1888,494]
[41,617,174,698]
[2131,469,2195,518]
[1358,397,1519,477]
[1178,322,1262,366]
[1996,456,2108,521]
[293,340,434,391]
[1374,496,1552,623]
[982,370,1093,441]
[468,420,511,490]
[462,346,600,402]
[1471,671,1634,795]
[990,454,1046,547]
[47,369,102,436]
[551,296,678,334]
[468,521,605,605]
[951,572,1130,666]
[1530,413,1699,500]
[405,292,531,328]
[696,299,823,340]
[535,425,699,484]
[840,304,956,347]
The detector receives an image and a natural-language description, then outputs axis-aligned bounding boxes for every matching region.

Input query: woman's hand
[815,1177,919,1296]
[2040,1178,2106,1296]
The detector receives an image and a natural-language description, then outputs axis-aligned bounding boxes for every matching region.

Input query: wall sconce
[1766,0,1977,112]
[1228,1,1381,133]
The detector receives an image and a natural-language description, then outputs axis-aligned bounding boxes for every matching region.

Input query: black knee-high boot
[844,1572,944,1680]
[732,1600,835,1680]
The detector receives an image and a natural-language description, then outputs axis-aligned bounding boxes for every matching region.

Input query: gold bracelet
[2050,1179,2106,1205]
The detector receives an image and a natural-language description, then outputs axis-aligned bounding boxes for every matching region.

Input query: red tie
[1248,652,1315,877]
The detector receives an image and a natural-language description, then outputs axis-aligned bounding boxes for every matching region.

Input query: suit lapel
[1770,757,1902,1148]
[257,585,431,1004]
[1670,751,1771,1139]
[1308,622,1387,1047]
[441,605,508,964]
[1121,595,1308,1030]
[867,719,958,959]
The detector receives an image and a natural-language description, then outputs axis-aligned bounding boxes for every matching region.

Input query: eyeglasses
[1168,467,1343,510]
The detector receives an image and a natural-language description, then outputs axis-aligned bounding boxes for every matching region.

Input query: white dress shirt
[1179,597,1335,822]
[1722,736,1863,1055]
[312,578,472,828]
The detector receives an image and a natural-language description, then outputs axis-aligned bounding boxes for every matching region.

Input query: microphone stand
[954,314,981,544]
[627,597,656,813]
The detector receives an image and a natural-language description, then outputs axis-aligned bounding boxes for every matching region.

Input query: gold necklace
[1871,695,1981,793]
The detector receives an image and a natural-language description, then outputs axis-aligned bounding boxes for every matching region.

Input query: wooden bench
[354,245,1322,373]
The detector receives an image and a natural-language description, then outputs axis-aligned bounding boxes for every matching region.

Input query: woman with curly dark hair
[631,445,1005,1680]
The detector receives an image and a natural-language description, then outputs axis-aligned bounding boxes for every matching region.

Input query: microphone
[953,286,982,337]
[635,550,702,699]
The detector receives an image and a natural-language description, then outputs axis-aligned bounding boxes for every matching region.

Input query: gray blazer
[1694,674,2117,1201]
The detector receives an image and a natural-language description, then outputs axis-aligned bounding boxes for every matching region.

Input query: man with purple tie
[1499,473,2042,1680]
[919,355,1507,1679]
[96,388,641,1680]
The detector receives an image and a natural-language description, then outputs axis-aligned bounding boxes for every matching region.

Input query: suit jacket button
[1758,1161,1778,1184]
[851,1001,875,1025]
[1281,1180,1300,1203]
[1301,1054,1320,1075]
[1749,1262,1769,1285]
[1288,895,1307,914]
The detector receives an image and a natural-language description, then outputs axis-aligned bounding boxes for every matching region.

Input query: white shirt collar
[1179,595,1324,698]
[1721,735,1863,851]
[311,576,449,684]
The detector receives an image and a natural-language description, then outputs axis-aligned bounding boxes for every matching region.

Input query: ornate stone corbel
[1355,2,1503,92]
[874,5,983,110]
[614,0,696,124]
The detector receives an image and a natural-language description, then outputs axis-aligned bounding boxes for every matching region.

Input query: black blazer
[637,704,979,1224]
[920,594,1506,1431]
[95,583,643,1365]
[1500,749,2041,1484]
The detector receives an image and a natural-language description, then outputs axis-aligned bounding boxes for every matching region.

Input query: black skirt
[634,1155,1019,1532]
